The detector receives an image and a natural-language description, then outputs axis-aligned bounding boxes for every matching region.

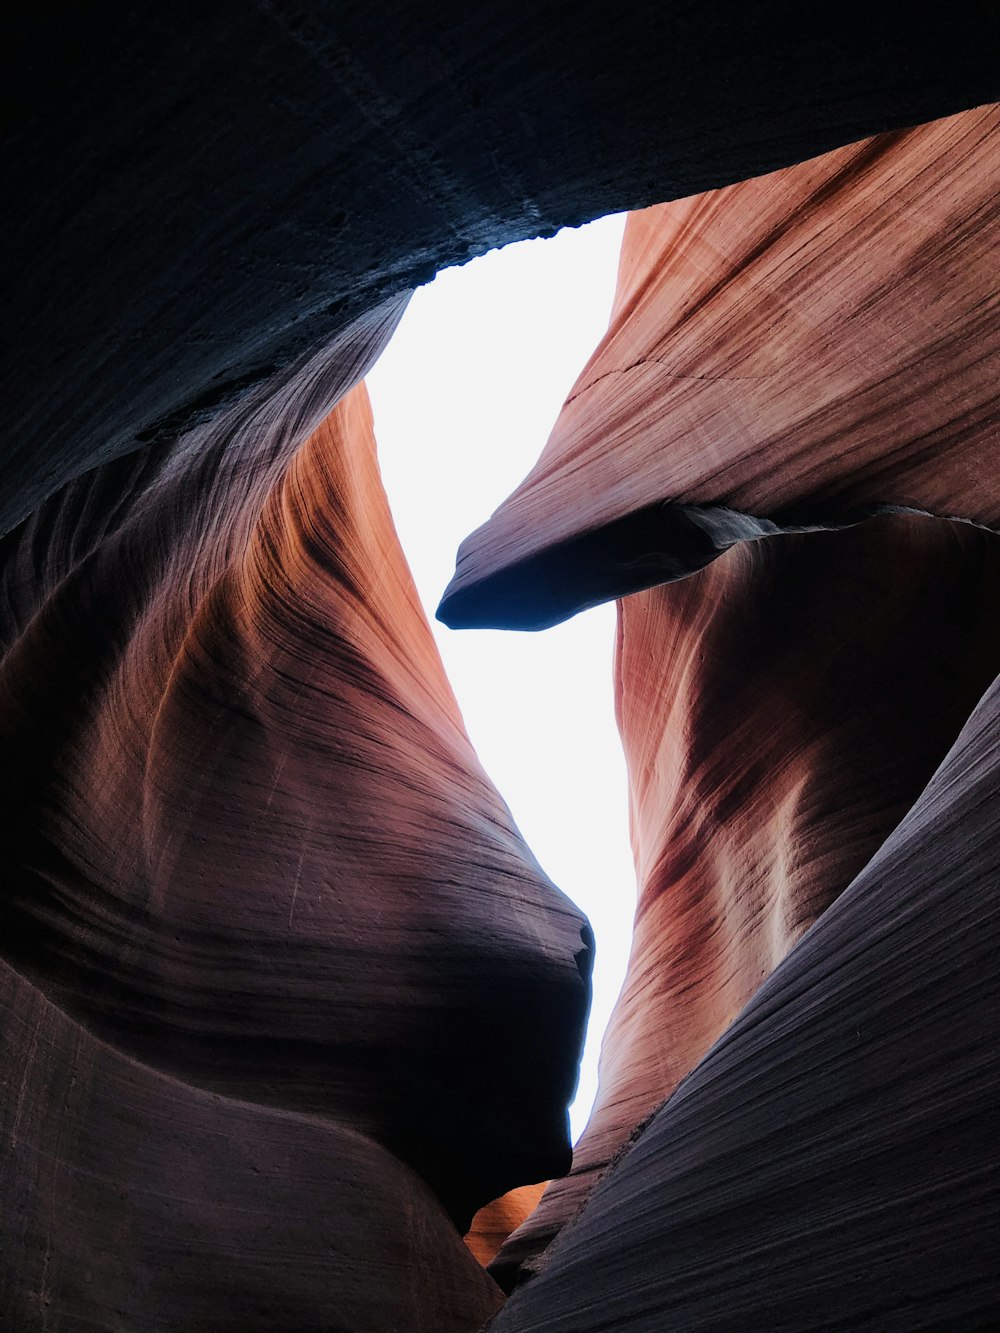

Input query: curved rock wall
[466,101,1000,1310]
[6,7,997,539]
[492,515,1000,1288]
[465,1184,549,1267]
[488,662,1000,1329]
[440,104,1000,630]
[5,5,1000,1330]
[0,347,591,1328]
[0,957,504,1332]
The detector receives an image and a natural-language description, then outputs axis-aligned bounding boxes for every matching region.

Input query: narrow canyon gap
[3,6,1000,1331]
[366,217,634,1259]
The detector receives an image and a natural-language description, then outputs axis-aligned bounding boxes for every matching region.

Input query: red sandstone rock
[442,113,1000,1295]
[465,1184,548,1267]
[5,9,1000,1329]
[491,516,1000,1289]
[439,104,1000,631]
[487,660,1000,1329]
[6,10,996,544]
[0,320,591,1328]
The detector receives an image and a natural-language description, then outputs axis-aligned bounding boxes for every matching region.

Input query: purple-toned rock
[0,350,590,1329]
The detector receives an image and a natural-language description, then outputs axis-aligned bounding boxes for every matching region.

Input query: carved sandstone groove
[492,516,1000,1288]
[0,329,591,1329]
[489,658,1000,1329]
[5,8,1000,1328]
[440,104,1000,630]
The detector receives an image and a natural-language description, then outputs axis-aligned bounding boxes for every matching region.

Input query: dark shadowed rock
[0,357,590,1327]
[440,106,1000,630]
[492,515,1000,1290]
[6,7,999,540]
[4,5,1000,1328]
[0,957,504,1333]
[487,662,1000,1329]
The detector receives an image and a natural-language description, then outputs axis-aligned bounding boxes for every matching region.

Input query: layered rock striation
[491,516,1000,1289]
[440,105,1000,630]
[0,346,591,1329]
[4,5,1000,1330]
[446,99,1000,1320]
[7,7,998,540]
[489,662,1000,1329]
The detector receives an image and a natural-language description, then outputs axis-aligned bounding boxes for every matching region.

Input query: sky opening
[367,214,634,1139]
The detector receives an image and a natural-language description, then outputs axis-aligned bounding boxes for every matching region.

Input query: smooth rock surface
[5,6,1000,1329]
[488,614,1000,1330]
[0,958,504,1333]
[492,515,1000,1289]
[465,1184,548,1268]
[440,104,1000,630]
[0,348,591,1327]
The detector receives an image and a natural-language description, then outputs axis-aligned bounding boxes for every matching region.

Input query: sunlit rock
[465,1184,549,1267]
[4,6,1000,1329]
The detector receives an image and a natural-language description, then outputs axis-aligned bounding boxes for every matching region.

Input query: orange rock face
[439,104,1000,631]
[491,515,1000,1287]
[465,1184,549,1267]
[0,313,591,1330]
[5,6,1000,1328]
[488,662,1000,1330]
[456,102,1000,1299]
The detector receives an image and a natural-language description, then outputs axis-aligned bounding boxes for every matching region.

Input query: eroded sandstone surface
[448,100,1000,1325]
[440,105,1000,630]
[488,664,1000,1327]
[4,5,1000,1330]
[491,516,1000,1290]
[0,358,591,1329]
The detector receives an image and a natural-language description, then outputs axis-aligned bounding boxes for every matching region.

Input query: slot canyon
[2,7,998,1331]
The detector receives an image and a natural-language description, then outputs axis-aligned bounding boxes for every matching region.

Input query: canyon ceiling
[2,5,999,1331]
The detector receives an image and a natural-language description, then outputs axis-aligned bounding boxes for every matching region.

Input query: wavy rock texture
[445,102,1000,1299]
[0,958,502,1333]
[491,516,1000,1289]
[439,104,1000,630]
[465,1185,548,1267]
[487,661,1000,1330]
[0,332,593,1329]
[6,8,998,540]
[5,6,1000,1330]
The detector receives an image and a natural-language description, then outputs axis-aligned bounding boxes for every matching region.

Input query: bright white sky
[366,214,634,1140]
